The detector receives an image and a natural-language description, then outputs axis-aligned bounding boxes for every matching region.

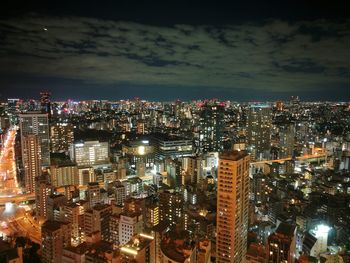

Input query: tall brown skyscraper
[22,134,41,193]
[216,150,250,263]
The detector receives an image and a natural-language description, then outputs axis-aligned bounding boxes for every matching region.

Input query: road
[251,152,326,165]
[0,128,21,196]
[0,127,41,243]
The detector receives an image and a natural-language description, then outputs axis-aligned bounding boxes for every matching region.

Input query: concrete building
[159,190,183,227]
[86,182,101,209]
[84,204,112,241]
[247,105,272,160]
[120,233,155,263]
[216,150,250,263]
[160,230,197,263]
[152,133,193,161]
[35,175,51,219]
[50,162,79,187]
[22,134,41,193]
[69,140,109,167]
[198,102,225,153]
[50,123,74,153]
[19,112,50,166]
[62,203,85,245]
[267,223,297,263]
[119,212,143,245]
[41,221,71,263]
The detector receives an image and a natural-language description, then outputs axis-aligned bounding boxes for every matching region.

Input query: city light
[120,247,138,255]
[315,224,331,237]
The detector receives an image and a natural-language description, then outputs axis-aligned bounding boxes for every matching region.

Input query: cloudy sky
[0,1,349,101]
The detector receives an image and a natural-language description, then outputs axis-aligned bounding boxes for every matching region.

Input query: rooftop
[42,220,70,232]
[220,150,249,161]
[275,223,296,237]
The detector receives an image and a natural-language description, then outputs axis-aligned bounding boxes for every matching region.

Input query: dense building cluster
[0,94,349,263]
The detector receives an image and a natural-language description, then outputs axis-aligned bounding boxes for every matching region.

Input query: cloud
[0,14,349,96]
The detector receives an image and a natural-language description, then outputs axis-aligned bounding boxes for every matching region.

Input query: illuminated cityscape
[0,2,350,263]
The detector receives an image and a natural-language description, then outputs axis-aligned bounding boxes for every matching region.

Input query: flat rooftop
[220,150,249,161]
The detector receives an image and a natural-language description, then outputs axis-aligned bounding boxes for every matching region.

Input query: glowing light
[4,202,14,214]
[137,146,145,155]
[315,224,330,236]
[139,233,154,240]
[120,247,138,255]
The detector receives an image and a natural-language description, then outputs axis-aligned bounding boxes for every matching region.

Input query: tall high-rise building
[19,112,50,166]
[216,150,250,263]
[247,105,272,160]
[199,102,225,153]
[278,124,295,159]
[50,123,74,153]
[22,134,41,193]
[35,175,52,219]
[41,221,71,263]
[40,91,51,117]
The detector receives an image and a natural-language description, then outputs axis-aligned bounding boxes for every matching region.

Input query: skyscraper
[35,175,52,219]
[50,123,74,153]
[216,150,250,263]
[278,124,295,159]
[199,102,225,153]
[19,112,50,166]
[247,105,272,160]
[22,134,41,193]
[40,91,51,117]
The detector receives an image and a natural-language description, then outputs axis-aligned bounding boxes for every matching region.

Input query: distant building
[86,182,101,209]
[122,139,155,167]
[247,105,272,160]
[19,112,50,166]
[198,102,225,153]
[50,162,79,187]
[278,124,295,159]
[152,133,193,161]
[40,91,51,117]
[50,123,74,153]
[69,140,109,167]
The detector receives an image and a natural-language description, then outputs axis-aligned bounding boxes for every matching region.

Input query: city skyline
[1,1,350,101]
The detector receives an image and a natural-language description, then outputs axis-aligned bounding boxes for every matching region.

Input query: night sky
[0,1,349,101]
